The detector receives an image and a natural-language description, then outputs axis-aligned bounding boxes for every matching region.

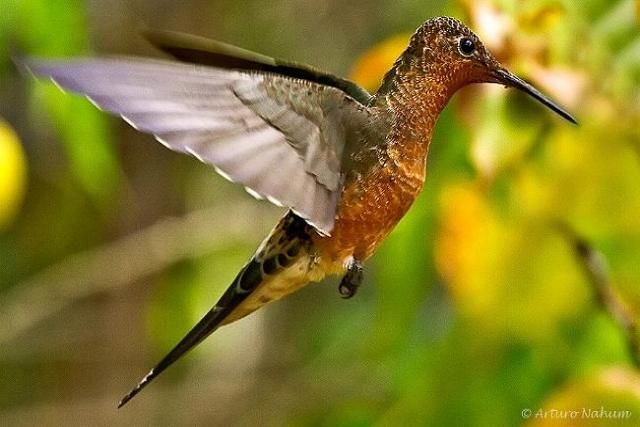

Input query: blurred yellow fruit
[435,183,504,320]
[350,33,411,93]
[0,119,27,229]
[526,367,640,427]
[435,182,588,343]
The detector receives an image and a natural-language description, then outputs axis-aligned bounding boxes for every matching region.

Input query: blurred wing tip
[13,56,42,77]
[14,58,71,95]
[17,58,55,80]
[24,66,70,94]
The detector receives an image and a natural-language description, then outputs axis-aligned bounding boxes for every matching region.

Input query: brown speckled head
[410,17,499,87]
[379,17,576,124]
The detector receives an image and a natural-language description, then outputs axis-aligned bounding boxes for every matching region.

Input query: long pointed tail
[117,304,228,407]
[118,213,316,408]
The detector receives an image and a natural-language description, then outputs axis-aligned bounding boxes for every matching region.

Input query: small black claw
[338,258,363,299]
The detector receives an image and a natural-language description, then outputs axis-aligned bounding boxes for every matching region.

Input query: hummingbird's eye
[458,37,475,57]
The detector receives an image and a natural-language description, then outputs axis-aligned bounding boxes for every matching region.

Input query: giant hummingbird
[22,16,577,407]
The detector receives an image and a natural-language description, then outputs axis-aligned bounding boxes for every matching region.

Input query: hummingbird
[22,16,576,407]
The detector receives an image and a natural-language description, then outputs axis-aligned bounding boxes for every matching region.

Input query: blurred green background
[1,0,639,426]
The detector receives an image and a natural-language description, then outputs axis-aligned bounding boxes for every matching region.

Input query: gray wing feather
[25,57,369,233]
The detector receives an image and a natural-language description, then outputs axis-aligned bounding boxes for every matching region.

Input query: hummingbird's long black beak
[494,68,578,125]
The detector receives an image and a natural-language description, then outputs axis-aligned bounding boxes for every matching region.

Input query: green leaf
[18,0,121,205]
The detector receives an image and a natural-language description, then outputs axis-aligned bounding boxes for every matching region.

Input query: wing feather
[23,57,369,233]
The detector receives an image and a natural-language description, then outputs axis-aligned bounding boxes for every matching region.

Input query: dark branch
[558,222,640,368]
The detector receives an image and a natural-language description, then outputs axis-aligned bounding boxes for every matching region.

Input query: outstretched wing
[143,29,373,105]
[24,58,370,234]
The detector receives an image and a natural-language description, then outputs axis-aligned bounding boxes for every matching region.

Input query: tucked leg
[338,258,363,299]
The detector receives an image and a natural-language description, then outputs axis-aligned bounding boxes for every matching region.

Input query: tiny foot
[338,258,363,299]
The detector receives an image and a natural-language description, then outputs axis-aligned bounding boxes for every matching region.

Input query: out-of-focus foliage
[14,0,120,204]
[348,1,640,426]
[0,0,639,426]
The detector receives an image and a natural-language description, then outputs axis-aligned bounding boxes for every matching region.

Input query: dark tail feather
[117,306,226,408]
[117,212,309,407]
[118,257,265,408]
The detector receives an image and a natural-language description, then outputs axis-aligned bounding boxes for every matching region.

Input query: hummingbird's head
[405,17,576,124]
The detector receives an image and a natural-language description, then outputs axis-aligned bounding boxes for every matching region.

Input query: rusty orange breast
[312,148,427,269]
[311,80,442,273]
